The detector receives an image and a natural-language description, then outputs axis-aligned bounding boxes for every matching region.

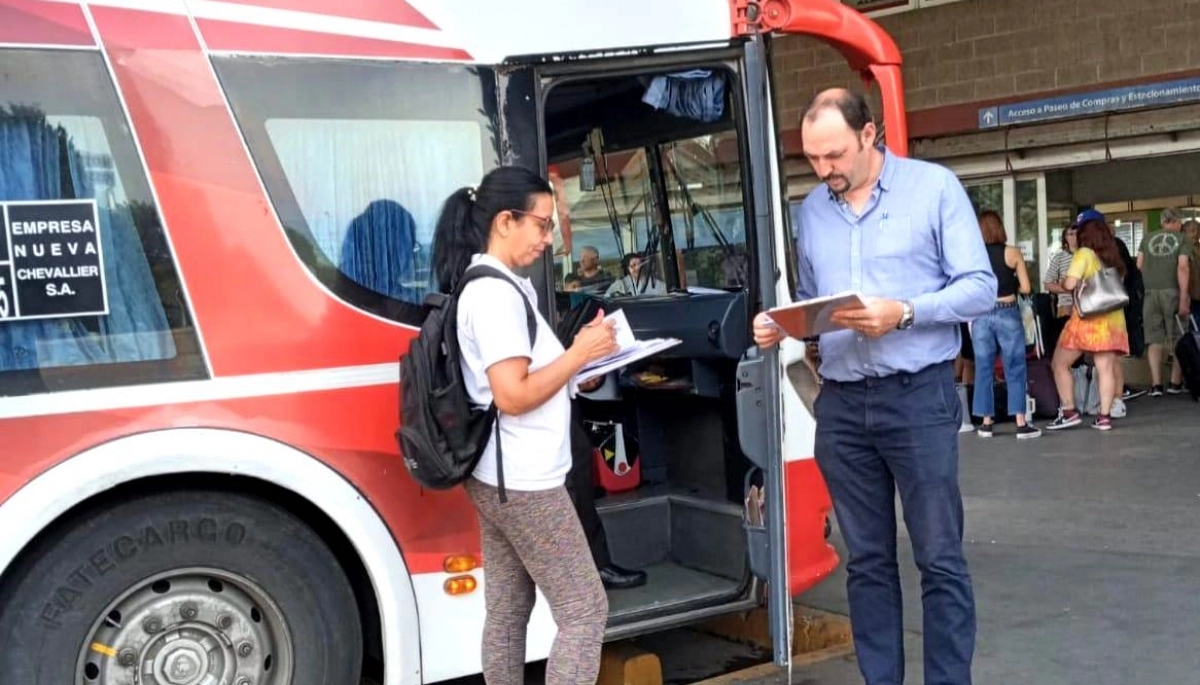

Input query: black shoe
[599,565,647,590]
[1121,386,1147,401]
[1016,424,1042,439]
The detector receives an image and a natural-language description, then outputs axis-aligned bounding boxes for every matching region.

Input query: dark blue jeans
[814,361,975,685]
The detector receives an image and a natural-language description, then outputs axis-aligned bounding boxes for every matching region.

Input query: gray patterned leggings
[465,479,608,685]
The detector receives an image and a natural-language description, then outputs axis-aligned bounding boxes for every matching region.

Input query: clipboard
[571,310,681,392]
[765,290,867,339]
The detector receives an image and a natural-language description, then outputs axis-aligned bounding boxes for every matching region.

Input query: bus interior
[540,60,770,631]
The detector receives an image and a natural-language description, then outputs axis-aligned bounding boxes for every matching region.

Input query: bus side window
[212,57,502,326]
[0,49,205,396]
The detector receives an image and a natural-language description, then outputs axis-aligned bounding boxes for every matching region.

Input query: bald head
[803,87,874,134]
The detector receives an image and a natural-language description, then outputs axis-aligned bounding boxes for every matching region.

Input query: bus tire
[0,488,363,685]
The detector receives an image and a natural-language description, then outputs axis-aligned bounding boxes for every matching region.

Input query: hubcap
[76,569,293,685]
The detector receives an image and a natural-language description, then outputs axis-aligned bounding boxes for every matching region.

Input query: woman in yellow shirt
[1046,214,1130,431]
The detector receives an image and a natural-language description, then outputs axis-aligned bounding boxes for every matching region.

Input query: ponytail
[431,166,553,293]
[431,187,486,293]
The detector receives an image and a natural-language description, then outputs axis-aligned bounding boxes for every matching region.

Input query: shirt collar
[824,146,893,204]
[877,147,896,192]
[469,253,536,297]
[471,252,514,276]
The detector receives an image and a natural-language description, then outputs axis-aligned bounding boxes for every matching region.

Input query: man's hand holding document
[760,290,868,340]
[572,310,680,392]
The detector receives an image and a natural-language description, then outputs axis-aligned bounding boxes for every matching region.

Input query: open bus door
[733,0,907,670]
[491,0,905,670]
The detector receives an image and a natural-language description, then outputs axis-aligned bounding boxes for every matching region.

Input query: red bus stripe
[0,0,93,47]
[215,0,438,30]
[197,18,471,60]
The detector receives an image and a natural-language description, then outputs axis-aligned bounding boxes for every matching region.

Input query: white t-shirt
[456,254,572,491]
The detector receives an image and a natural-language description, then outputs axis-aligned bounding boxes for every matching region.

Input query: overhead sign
[0,200,108,322]
[979,76,1200,129]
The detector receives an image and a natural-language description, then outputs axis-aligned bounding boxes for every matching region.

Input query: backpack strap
[457,265,537,345]
[457,264,539,503]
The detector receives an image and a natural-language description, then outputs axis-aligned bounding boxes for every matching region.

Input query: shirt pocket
[873,215,912,259]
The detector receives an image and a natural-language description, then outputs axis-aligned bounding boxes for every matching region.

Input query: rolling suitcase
[1027,357,1058,418]
[1174,316,1200,402]
[1027,308,1060,418]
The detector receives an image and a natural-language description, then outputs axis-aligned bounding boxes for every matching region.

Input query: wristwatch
[897,300,915,330]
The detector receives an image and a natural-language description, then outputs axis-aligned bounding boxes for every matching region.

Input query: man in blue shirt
[754,88,995,685]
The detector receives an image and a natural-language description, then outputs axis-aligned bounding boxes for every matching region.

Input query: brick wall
[772,0,1200,137]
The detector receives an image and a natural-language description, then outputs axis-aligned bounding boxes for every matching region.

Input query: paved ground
[783,392,1200,685]
[424,393,1200,685]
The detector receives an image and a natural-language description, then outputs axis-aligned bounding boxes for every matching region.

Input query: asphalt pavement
[785,392,1200,685]
[405,392,1200,685]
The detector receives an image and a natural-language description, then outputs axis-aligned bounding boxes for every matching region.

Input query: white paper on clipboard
[764,291,867,339]
[571,310,681,391]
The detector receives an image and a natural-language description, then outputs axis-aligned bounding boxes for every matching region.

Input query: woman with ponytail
[431,165,618,685]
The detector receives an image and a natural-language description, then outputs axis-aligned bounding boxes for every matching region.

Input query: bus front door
[733,0,908,670]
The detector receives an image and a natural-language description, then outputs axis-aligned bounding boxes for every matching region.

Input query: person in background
[1137,207,1191,396]
[955,324,975,386]
[754,88,994,685]
[572,245,613,291]
[565,397,648,589]
[1110,219,1145,402]
[970,210,1040,439]
[548,164,574,259]
[605,251,666,297]
[432,165,617,685]
[1043,224,1077,351]
[547,175,650,591]
[1183,220,1200,318]
[1045,211,1130,432]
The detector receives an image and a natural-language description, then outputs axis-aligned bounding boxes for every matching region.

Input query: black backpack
[396,265,536,502]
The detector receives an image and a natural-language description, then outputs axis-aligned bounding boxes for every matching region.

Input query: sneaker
[1111,397,1127,419]
[1046,410,1082,430]
[1167,383,1184,395]
[976,423,994,438]
[1121,386,1147,401]
[1092,415,1113,431]
[1149,385,1165,397]
[1016,424,1042,439]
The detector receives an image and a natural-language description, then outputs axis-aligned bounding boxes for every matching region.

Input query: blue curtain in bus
[0,113,174,372]
[339,198,425,303]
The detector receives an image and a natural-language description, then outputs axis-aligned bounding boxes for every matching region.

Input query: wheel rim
[76,568,294,685]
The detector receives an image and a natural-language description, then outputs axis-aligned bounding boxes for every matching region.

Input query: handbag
[1074,266,1128,318]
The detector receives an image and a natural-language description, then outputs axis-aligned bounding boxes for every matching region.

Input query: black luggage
[1175,316,1200,402]
[1027,304,1060,418]
[1027,357,1059,418]
[1032,293,1062,354]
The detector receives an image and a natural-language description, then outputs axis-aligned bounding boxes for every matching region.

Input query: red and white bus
[0,0,906,683]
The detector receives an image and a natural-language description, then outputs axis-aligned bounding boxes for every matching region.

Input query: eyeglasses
[511,210,555,235]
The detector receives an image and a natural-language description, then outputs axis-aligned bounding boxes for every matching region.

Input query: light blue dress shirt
[794,148,996,383]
